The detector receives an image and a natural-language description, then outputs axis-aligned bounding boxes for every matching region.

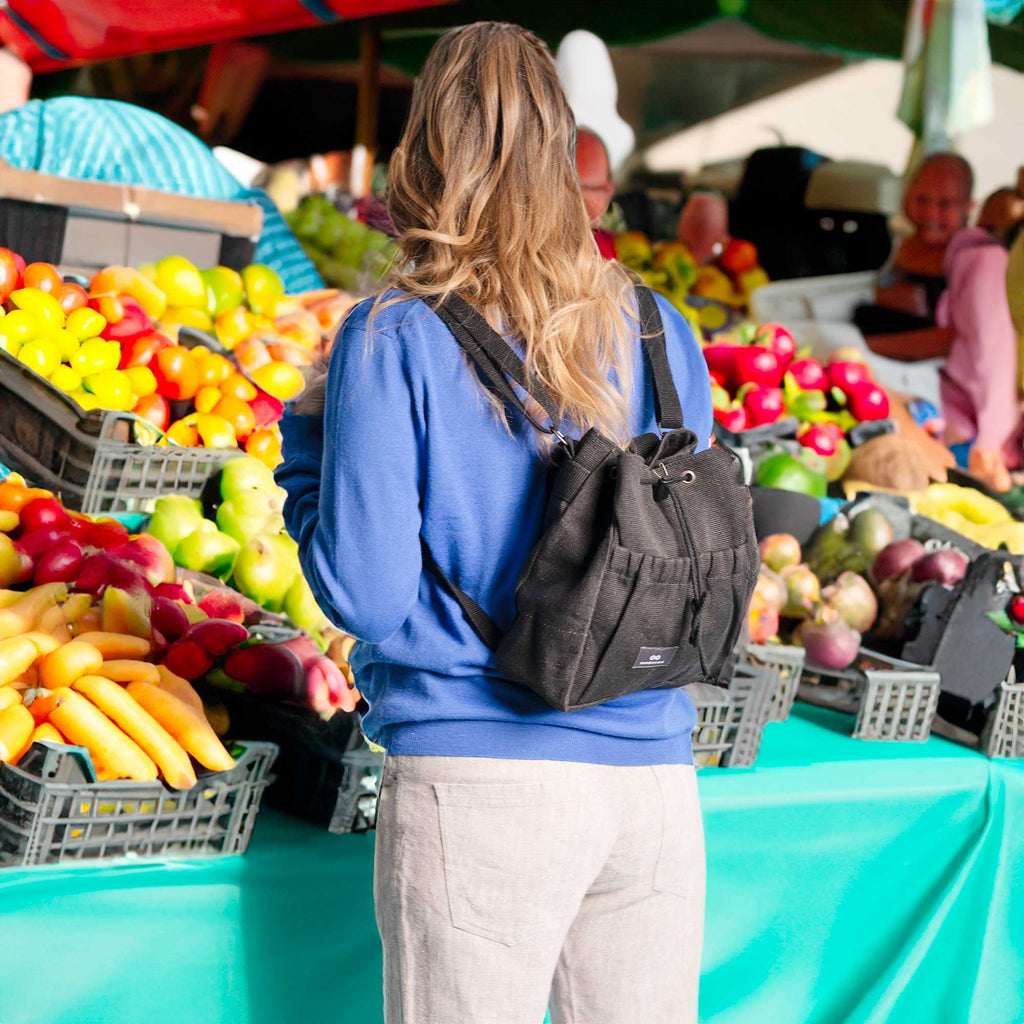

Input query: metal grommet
[681,470,696,484]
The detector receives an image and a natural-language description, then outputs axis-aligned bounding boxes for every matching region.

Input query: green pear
[231,533,298,611]
[283,574,329,634]
[175,527,240,580]
[220,455,277,499]
[147,495,204,558]
[216,492,285,545]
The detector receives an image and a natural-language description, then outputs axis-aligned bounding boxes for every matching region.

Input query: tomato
[133,393,170,432]
[57,282,90,314]
[212,394,256,440]
[219,371,257,402]
[0,248,22,303]
[119,329,171,370]
[194,385,222,414]
[195,352,234,388]
[719,238,759,278]
[244,427,282,469]
[152,345,200,401]
[22,262,62,295]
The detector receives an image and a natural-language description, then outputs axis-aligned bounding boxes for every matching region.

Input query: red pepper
[786,358,828,392]
[714,404,749,433]
[847,382,890,421]
[702,344,740,390]
[753,323,796,367]
[743,386,785,427]
[100,296,151,343]
[797,423,839,456]
[733,345,783,389]
[827,360,872,396]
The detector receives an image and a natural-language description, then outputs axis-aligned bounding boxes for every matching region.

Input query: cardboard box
[0,161,262,273]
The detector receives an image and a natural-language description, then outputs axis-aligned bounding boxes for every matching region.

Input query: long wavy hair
[383,21,637,443]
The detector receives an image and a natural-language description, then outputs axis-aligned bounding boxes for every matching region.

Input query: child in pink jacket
[938,220,1021,491]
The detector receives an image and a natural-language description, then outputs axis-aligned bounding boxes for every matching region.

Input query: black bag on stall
[423,285,759,712]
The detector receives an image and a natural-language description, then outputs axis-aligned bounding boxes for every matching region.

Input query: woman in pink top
[938,220,1021,491]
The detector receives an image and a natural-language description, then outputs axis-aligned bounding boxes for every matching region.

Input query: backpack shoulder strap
[429,293,565,438]
[634,285,685,431]
[420,539,501,652]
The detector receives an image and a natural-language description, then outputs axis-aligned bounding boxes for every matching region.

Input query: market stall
[2,704,1022,1024]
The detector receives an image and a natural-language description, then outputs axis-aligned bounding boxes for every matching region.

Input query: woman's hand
[291,355,331,417]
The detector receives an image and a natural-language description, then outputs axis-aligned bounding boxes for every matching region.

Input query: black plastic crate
[217,693,384,834]
[0,739,276,866]
[0,347,238,515]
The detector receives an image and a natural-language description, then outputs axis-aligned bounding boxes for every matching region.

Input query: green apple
[147,495,204,558]
[175,527,240,580]
[216,492,285,545]
[220,455,277,499]
[231,534,299,611]
[283,574,329,634]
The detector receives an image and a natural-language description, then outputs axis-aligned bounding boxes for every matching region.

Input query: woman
[278,23,711,1023]
[936,194,1024,491]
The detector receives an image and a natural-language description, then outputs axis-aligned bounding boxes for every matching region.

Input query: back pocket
[434,781,579,946]
[574,545,697,709]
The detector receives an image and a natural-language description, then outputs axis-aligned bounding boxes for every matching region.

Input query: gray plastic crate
[797,649,941,742]
[0,347,239,515]
[982,670,1024,760]
[722,663,776,767]
[743,644,806,723]
[685,683,734,767]
[0,738,276,866]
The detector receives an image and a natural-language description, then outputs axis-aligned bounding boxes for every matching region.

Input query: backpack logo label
[633,646,679,669]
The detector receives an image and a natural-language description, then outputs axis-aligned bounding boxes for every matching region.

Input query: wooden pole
[350,21,381,199]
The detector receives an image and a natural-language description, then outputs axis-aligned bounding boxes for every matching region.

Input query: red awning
[0,0,451,72]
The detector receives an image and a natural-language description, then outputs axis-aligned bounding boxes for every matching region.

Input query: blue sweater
[278,290,712,765]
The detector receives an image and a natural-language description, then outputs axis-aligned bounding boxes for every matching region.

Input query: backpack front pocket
[691,544,759,683]
[572,545,698,709]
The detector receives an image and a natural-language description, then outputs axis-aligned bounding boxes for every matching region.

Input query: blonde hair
[382,21,638,443]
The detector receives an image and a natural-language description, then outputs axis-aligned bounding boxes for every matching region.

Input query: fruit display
[909,483,1024,554]
[286,194,399,293]
[0,472,357,787]
[707,326,889,454]
[147,455,333,647]
[751,504,897,669]
[0,247,355,470]
[612,230,769,332]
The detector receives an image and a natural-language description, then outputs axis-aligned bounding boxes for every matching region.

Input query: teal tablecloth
[2,706,1022,1024]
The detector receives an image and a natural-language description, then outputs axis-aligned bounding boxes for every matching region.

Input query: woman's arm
[277,305,424,643]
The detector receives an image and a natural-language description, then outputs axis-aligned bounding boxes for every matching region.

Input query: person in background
[935,185,1024,491]
[976,187,1024,240]
[280,22,709,1023]
[0,96,321,293]
[575,127,616,258]
[677,189,731,265]
[855,153,974,361]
